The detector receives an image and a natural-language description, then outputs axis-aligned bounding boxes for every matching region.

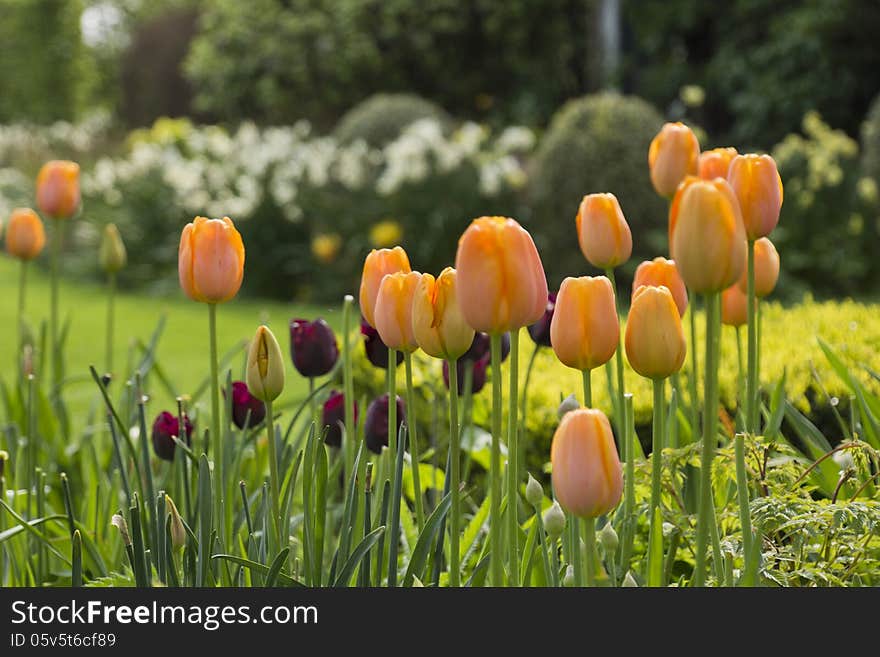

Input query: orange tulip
[36,160,80,219]
[550,276,618,371]
[670,177,746,294]
[411,267,474,360]
[374,271,422,353]
[5,208,45,260]
[625,286,686,380]
[632,257,688,317]
[648,122,700,198]
[455,216,548,334]
[575,193,633,269]
[728,153,783,240]
[698,147,738,180]
[721,284,749,327]
[178,216,245,303]
[737,237,780,297]
[551,408,623,518]
[359,247,411,328]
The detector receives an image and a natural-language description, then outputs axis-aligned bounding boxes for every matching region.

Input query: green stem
[735,325,744,424]
[447,359,461,587]
[106,272,116,374]
[605,268,626,436]
[583,516,596,587]
[746,239,758,434]
[569,515,582,586]
[520,343,539,423]
[404,353,424,529]
[582,369,592,407]
[648,377,665,580]
[208,303,223,543]
[18,260,27,373]
[387,349,397,465]
[735,433,753,583]
[694,292,721,587]
[620,394,635,572]
[490,334,503,586]
[266,399,281,549]
[533,502,553,588]
[757,301,763,423]
[689,299,699,434]
[50,218,63,395]
[342,296,356,494]
[507,328,520,585]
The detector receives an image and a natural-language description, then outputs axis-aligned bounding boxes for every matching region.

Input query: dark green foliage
[861,94,880,187]
[335,94,450,147]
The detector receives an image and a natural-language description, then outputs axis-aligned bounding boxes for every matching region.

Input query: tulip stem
[746,239,758,434]
[506,328,521,585]
[620,394,636,571]
[17,260,27,375]
[583,516,596,587]
[688,300,700,436]
[569,515,583,586]
[489,334,503,587]
[208,303,223,544]
[605,268,626,438]
[582,369,592,407]
[694,292,721,587]
[342,296,356,497]
[734,432,753,584]
[404,353,425,530]
[520,343,539,424]
[49,218,64,398]
[266,398,281,550]
[649,377,665,583]
[447,358,461,587]
[105,272,116,374]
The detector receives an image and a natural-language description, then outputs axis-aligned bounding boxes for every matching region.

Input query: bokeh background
[2,0,880,304]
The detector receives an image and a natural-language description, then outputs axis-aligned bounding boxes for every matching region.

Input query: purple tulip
[361,318,404,369]
[527,291,556,348]
[364,394,406,454]
[225,381,266,430]
[290,318,339,377]
[151,411,194,462]
[322,390,358,448]
[443,353,489,394]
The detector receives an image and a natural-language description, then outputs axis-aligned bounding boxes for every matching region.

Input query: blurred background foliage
[1,0,880,302]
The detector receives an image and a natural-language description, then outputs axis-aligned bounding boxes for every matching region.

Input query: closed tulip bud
[455,216,548,334]
[527,292,556,347]
[165,494,186,551]
[543,500,566,538]
[178,216,245,303]
[374,271,422,352]
[551,408,623,518]
[550,276,618,371]
[4,208,45,260]
[525,473,544,507]
[557,393,580,420]
[0,450,7,479]
[151,411,194,461]
[575,193,633,269]
[247,325,285,402]
[290,318,339,377]
[737,237,780,298]
[670,177,747,293]
[648,122,700,198]
[625,286,687,380]
[462,331,510,363]
[411,267,474,360]
[622,571,639,587]
[322,390,358,448]
[721,285,749,327]
[562,565,575,587]
[111,513,132,547]
[632,257,688,317]
[99,223,127,273]
[359,247,411,328]
[364,394,405,454]
[728,153,783,241]
[361,319,404,369]
[224,381,266,430]
[599,522,619,553]
[699,147,738,180]
[36,160,80,219]
[443,353,489,394]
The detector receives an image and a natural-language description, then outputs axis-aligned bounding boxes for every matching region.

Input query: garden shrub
[861,93,880,186]
[528,93,666,290]
[334,94,451,147]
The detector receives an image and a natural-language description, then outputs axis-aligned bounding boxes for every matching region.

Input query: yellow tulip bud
[4,208,45,261]
[648,122,700,198]
[550,276,618,372]
[374,271,422,353]
[632,257,688,317]
[411,267,474,360]
[721,284,750,327]
[178,216,245,304]
[728,153,784,240]
[551,408,623,518]
[99,223,127,273]
[165,494,186,551]
[246,325,285,402]
[455,216,548,334]
[575,193,633,269]
[359,246,411,328]
[625,285,686,380]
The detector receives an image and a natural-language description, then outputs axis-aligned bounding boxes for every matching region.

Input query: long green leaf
[196,454,213,587]
[212,554,303,586]
[401,490,454,587]
[264,547,291,588]
[334,525,386,587]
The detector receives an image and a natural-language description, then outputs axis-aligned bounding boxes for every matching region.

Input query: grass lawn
[0,255,342,425]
